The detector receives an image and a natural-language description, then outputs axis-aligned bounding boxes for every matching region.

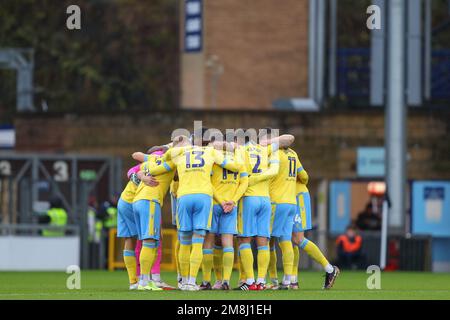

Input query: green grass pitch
[0,270,449,300]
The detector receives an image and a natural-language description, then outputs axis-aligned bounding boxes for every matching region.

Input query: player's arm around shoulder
[162,145,187,162]
[137,171,159,187]
[213,148,240,172]
[248,150,280,186]
[131,152,146,163]
[271,134,295,149]
[296,155,309,185]
[131,150,169,165]
[148,159,175,176]
[260,134,295,152]
[232,167,249,203]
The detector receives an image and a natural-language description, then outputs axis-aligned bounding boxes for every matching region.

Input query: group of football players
[116,127,339,291]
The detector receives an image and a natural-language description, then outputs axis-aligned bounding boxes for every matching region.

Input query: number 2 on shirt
[250,154,262,173]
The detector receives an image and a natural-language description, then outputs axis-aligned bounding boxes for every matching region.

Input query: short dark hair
[262,127,273,135]
[233,128,250,144]
[259,127,273,139]
[50,196,63,208]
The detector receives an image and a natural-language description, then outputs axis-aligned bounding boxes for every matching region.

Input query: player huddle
[117,127,339,291]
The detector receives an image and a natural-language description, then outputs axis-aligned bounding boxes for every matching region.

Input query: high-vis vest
[42,208,68,237]
[104,206,117,228]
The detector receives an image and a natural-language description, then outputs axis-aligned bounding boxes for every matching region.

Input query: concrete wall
[14,109,450,181]
[0,236,80,271]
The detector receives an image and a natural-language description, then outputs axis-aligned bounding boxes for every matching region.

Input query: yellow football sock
[300,238,330,268]
[257,245,270,283]
[189,238,204,279]
[123,250,137,284]
[174,237,181,277]
[292,245,300,281]
[268,246,278,280]
[202,248,213,283]
[239,243,254,283]
[140,242,157,277]
[222,247,234,282]
[279,241,294,278]
[238,253,247,282]
[213,246,223,281]
[179,242,191,278]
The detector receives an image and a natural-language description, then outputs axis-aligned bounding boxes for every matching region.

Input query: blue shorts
[210,204,238,235]
[132,200,161,240]
[237,196,271,238]
[117,198,137,238]
[177,194,213,232]
[270,203,296,239]
[293,192,312,232]
[170,193,177,226]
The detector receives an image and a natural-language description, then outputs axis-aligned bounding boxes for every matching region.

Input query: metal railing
[0,153,123,224]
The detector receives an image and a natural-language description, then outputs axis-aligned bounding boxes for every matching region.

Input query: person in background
[355,202,381,231]
[101,195,119,229]
[335,225,364,270]
[40,196,68,237]
[98,194,119,269]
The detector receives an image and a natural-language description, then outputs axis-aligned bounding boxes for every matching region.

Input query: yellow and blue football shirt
[269,148,301,205]
[211,150,248,235]
[131,154,174,240]
[240,142,278,197]
[148,146,240,232]
[211,150,248,205]
[133,154,175,206]
[237,142,279,238]
[269,148,301,238]
[149,145,240,198]
[120,181,138,203]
